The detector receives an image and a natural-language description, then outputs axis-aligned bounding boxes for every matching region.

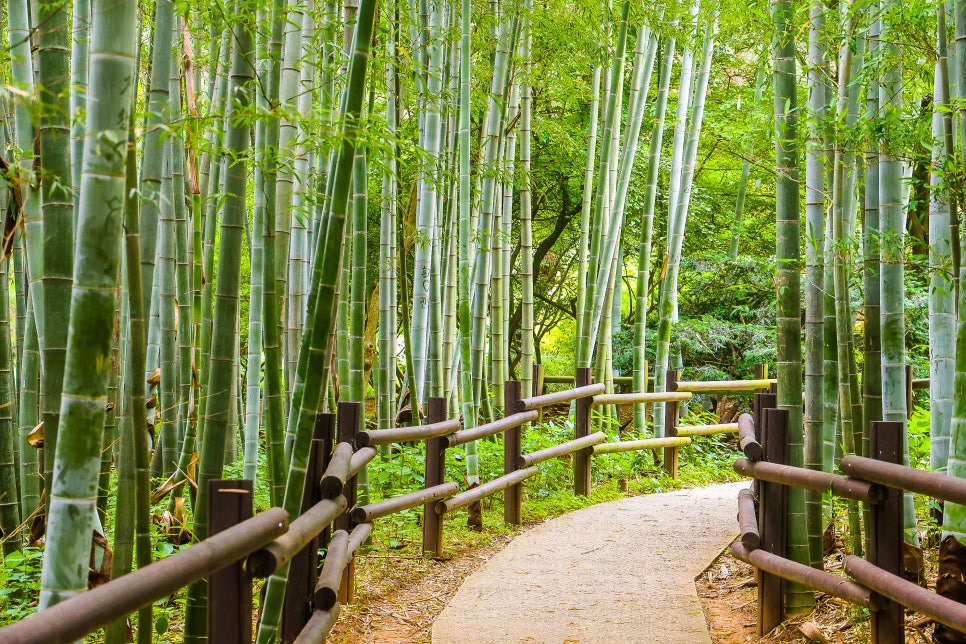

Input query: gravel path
[432,481,744,644]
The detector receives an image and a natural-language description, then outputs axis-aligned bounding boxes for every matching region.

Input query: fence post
[752,392,777,443]
[423,397,447,557]
[757,407,788,637]
[869,421,905,644]
[208,479,254,643]
[574,367,592,496]
[533,363,545,397]
[905,365,913,419]
[282,413,334,642]
[337,401,362,604]
[504,380,524,524]
[754,363,768,381]
[663,369,680,478]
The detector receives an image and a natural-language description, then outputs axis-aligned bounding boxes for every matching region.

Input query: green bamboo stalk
[519,0,534,398]
[941,0,966,539]
[0,261,20,556]
[36,0,75,503]
[862,11,881,459]
[654,3,701,435]
[803,0,827,570]
[830,5,862,555]
[184,2,255,635]
[256,0,377,635]
[139,0,174,334]
[773,0,811,610]
[17,294,40,522]
[70,0,90,211]
[7,0,44,342]
[878,0,917,545]
[929,5,954,473]
[159,149,179,477]
[456,0,478,482]
[376,20,399,429]
[410,0,446,407]
[634,35,675,434]
[575,66,602,370]
[38,0,137,608]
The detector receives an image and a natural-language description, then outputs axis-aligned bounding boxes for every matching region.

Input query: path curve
[432,481,744,644]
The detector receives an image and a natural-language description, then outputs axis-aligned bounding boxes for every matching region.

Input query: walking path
[432,481,744,644]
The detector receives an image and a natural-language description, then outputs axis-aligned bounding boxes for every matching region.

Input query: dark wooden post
[752,392,777,443]
[757,407,788,637]
[423,397,447,557]
[533,363,545,397]
[754,363,768,380]
[504,380,524,524]
[574,367,592,496]
[869,421,904,644]
[337,401,362,604]
[663,369,680,478]
[281,413,334,642]
[208,479,254,644]
[905,365,914,419]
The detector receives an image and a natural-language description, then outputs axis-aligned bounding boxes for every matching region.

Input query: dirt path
[431,482,744,644]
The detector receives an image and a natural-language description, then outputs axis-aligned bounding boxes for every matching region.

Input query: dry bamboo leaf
[105,402,115,412]
[28,494,45,545]
[26,421,44,448]
[799,621,826,642]
[146,368,161,387]
[145,393,157,409]
[186,453,199,490]
[88,531,113,588]
[150,473,183,505]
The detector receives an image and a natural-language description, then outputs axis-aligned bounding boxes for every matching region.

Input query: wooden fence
[733,391,966,643]
[0,367,776,644]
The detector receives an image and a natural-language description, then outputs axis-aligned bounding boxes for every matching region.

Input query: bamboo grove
[0,0,965,638]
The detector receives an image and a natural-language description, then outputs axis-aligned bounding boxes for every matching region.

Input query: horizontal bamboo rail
[447,411,539,447]
[314,530,349,610]
[320,442,353,498]
[350,482,460,523]
[591,391,692,405]
[845,556,966,631]
[245,497,348,578]
[312,522,371,610]
[437,466,540,514]
[732,543,880,610]
[517,431,606,468]
[734,458,885,504]
[356,419,461,447]
[593,436,691,454]
[737,414,761,460]
[520,383,605,411]
[543,375,641,385]
[676,378,776,393]
[293,605,341,644]
[675,422,739,437]
[839,455,966,506]
[0,508,289,644]
[737,487,760,550]
[349,447,376,476]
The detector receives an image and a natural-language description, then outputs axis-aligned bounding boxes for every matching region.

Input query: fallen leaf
[798,621,826,642]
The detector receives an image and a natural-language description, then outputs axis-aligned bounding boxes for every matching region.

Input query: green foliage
[0,547,42,624]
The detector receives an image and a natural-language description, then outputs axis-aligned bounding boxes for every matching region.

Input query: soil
[326,532,517,643]
[696,540,941,644]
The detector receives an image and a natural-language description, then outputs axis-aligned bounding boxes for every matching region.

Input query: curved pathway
[432,481,744,644]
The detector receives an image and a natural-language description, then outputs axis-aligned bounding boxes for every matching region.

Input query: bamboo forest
[2,0,966,640]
